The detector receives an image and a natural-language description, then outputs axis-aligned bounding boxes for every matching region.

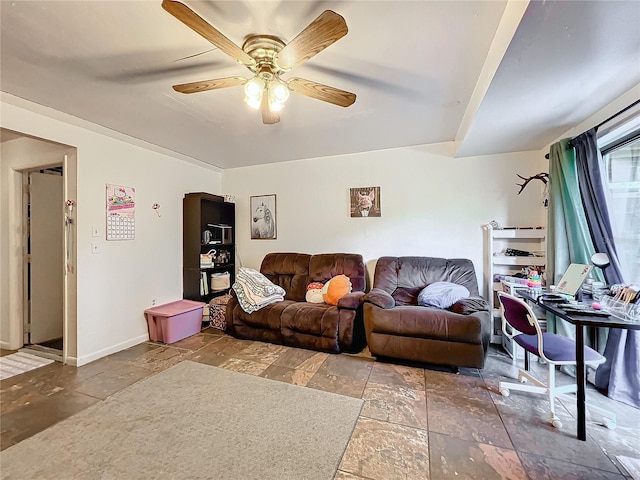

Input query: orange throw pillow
[322,275,352,305]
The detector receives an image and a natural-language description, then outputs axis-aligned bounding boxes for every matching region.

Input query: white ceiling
[1,1,639,169]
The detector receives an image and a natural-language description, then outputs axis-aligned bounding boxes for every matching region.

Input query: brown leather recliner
[226,252,367,353]
[362,256,491,369]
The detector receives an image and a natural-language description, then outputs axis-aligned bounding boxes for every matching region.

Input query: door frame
[5,145,77,365]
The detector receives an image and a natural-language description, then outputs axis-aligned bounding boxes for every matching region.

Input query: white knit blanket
[232,267,285,314]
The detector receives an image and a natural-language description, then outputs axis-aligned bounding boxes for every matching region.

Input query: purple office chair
[497,292,616,429]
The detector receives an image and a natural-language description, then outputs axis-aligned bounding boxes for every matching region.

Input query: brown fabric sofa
[226,253,367,353]
[362,256,491,369]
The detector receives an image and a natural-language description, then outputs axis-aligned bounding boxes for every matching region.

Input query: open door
[27,170,64,347]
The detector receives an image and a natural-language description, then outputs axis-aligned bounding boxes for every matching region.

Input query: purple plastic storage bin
[144,299,205,343]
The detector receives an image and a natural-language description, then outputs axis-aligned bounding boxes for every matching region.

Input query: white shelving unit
[482,224,546,344]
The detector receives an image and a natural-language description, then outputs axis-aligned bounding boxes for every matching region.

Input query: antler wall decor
[516,172,549,195]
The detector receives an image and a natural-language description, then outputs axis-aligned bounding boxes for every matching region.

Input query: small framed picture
[350,186,381,217]
[250,194,277,239]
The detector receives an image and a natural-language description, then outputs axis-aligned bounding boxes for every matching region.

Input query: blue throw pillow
[418,282,470,309]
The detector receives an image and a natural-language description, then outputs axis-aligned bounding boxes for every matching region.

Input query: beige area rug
[617,456,640,479]
[0,352,54,380]
[0,360,363,480]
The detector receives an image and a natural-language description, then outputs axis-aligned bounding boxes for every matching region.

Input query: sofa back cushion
[260,253,311,301]
[309,253,366,293]
[374,256,480,306]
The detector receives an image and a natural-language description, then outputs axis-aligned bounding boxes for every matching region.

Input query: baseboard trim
[64,355,78,367]
[75,334,149,366]
[0,340,13,350]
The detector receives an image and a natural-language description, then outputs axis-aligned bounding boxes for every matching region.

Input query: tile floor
[1,329,639,479]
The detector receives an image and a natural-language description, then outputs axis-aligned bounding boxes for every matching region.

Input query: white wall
[1,98,223,365]
[223,142,548,290]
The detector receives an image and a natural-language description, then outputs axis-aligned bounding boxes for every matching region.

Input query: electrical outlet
[91,243,99,254]
[151,299,156,306]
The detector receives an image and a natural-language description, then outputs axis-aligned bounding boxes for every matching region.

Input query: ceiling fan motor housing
[242,35,288,77]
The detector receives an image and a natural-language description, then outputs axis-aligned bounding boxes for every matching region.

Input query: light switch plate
[91,226,100,237]
[91,243,99,254]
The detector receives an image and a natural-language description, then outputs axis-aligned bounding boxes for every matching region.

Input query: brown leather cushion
[373,256,480,305]
[365,304,485,344]
[449,296,490,315]
[281,303,339,338]
[231,300,297,331]
[260,253,311,301]
[308,253,366,293]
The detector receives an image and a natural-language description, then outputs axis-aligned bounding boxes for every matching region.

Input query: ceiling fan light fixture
[271,79,290,103]
[244,76,265,99]
[245,95,262,110]
[244,76,265,110]
[267,77,290,112]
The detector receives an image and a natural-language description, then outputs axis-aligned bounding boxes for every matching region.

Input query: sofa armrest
[362,288,396,309]
[448,296,489,315]
[464,309,492,351]
[337,291,365,309]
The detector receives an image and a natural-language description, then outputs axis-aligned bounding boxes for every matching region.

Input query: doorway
[23,167,64,356]
[1,128,77,364]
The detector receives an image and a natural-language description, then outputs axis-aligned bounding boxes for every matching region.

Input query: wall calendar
[106,183,135,240]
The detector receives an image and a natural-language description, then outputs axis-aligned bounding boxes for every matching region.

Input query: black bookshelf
[183,192,235,302]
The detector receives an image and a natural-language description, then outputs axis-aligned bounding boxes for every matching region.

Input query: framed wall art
[350,186,381,217]
[250,194,277,239]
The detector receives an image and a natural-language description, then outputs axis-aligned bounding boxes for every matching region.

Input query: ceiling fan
[162,0,357,124]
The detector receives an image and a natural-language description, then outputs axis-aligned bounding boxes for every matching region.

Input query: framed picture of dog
[250,194,277,239]
[350,186,381,217]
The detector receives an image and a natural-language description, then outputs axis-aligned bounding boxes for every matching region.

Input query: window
[599,125,640,283]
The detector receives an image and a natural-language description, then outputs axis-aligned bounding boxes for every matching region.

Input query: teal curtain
[547,139,605,344]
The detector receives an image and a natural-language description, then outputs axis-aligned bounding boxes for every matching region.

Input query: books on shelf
[200,271,209,296]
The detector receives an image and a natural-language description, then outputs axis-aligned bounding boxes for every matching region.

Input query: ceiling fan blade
[261,94,280,125]
[172,76,247,94]
[275,10,348,71]
[288,78,356,107]
[162,0,254,67]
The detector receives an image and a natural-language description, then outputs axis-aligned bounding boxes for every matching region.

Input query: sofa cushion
[260,253,311,301]
[230,299,297,331]
[449,296,490,315]
[364,304,485,345]
[373,257,480,305]
[280,303,341,352]
[417,282,470,309]
[308,253,366,292]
